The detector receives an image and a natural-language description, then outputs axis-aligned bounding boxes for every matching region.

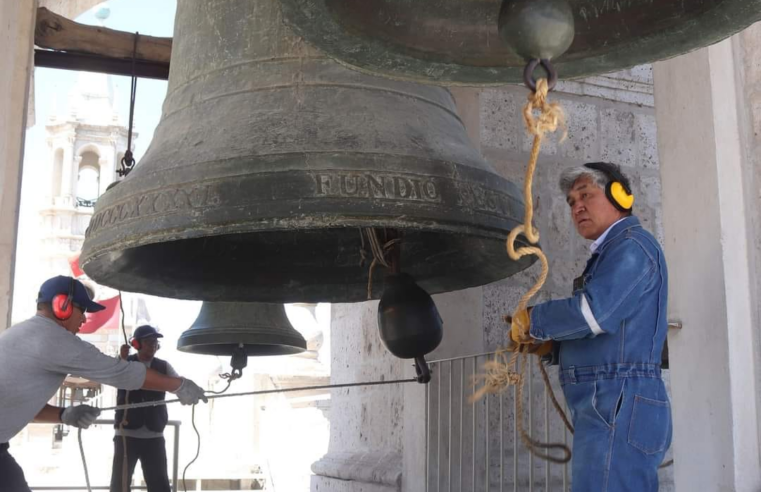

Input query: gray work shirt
[0,315,147,443]
[115,358,179,439]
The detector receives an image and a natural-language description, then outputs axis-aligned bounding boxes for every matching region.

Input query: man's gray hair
[559,166,609,196]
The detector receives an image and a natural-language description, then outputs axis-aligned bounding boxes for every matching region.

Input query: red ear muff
[131,338,141,350]
[52,279,75,320]
[52,294,73,320]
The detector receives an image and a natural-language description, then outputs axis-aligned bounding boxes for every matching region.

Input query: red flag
[69,254,85,278]
[79,296,120,334]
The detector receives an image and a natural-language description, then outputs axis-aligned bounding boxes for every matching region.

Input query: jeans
[110,436,170,492]
[560,364,672,492]
[0,443,31,492]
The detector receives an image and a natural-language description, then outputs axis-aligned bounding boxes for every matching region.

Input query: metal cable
[181,379,234,492]
[99,377,418,412]
[77,429,92,492]
[117,291,130,492]
[118,32,139,177]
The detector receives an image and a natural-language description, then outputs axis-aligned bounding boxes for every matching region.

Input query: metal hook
[523,58,557,92]
[414,356,432,384]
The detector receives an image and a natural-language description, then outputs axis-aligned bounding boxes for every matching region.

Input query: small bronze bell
[279,0,761,84]
[378,273,444,383]
[177,302,306,357]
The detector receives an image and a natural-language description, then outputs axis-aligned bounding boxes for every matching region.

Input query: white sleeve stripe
[581,294,604,336]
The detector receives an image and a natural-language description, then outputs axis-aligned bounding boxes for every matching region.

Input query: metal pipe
[427,370,431,492]
[460,358,464,492]
[472,357,476,492]
[500,387,504,492]
[438,366,442,492]
[428,351,498,365]
[513,382,518,492]
[563,397,569,490]
[528,360,534,492]
[172,422,180,492]
[544,383,550,491]
[486,389,490,491]
[448,361,453,492]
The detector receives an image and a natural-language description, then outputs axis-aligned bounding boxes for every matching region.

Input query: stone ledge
[311,476,398,492]
[557,67,654,107]
[311,450,402,487]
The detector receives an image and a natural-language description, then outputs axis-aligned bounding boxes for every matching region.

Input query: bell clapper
[229,343,248,380]
[413,356,432,384]
[219,344,248,385]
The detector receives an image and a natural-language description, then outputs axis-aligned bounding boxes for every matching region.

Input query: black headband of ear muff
[583,162,632,195]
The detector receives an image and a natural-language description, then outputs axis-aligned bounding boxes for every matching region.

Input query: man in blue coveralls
[511,162,672,492]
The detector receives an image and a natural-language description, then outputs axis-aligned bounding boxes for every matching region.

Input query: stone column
[653,35,761,491]
[60,145,77,202]
[0,0,35,329]
[98,156,111,196]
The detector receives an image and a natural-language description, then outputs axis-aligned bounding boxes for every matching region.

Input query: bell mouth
[279,0,761,84]
[177,333,306,356]
[82,227,534,303]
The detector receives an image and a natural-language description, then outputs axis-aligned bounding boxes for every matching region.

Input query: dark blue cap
[133,325,163,340]
[36,276,106,313]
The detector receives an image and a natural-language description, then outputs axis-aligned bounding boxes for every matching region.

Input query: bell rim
[177,330,307,356]
[80,152,534,302]
[279,0,761,85]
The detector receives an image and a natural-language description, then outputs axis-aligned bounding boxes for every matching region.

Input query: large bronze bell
[80,0,532,303]
[177,302,307,356]
[278,0,761,85]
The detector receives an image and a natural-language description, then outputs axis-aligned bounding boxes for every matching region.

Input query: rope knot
[470,351,521,402]
[523,78,567,141]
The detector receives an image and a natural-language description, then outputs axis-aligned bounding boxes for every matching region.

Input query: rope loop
[473,71,572,463]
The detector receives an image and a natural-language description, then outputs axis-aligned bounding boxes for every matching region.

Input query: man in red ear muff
[0,276,208,492]
[111,325,178,492]
[510,163,672,492]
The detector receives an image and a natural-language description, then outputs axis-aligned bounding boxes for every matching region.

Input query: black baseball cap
[133,325,164,340]
[36,275,106,313]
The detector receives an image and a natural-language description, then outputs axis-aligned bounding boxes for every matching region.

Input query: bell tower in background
[39,5,134,276]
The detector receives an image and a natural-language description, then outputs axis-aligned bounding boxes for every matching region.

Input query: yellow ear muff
[609,181,634,210]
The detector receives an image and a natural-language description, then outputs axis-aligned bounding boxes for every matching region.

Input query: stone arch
[76,150,100,206]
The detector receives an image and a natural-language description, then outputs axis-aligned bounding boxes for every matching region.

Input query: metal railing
[30,419,181,492]
[425,353,571,492]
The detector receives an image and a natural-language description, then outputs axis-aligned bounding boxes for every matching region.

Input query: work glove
[119,344,130,360]
[506,310,552,356]
[509,308,533,344]
[173,378,208,405]
[61,405,101,429]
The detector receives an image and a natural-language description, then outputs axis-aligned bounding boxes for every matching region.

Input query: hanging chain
[117,32,140,177]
